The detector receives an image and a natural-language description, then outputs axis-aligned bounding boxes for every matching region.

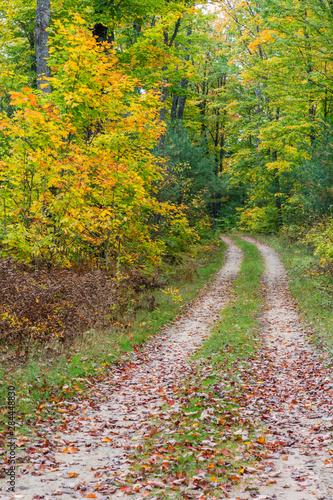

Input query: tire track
[234,237,333,500]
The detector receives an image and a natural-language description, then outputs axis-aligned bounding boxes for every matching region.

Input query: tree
[0,18,198,269]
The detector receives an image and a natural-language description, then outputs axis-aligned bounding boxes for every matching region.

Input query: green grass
[129,237,266,496]
[199,237,264,360]
[257,234,333,358]
[0,240,227,433]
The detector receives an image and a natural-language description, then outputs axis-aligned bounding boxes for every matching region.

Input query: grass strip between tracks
[129,237,267,498]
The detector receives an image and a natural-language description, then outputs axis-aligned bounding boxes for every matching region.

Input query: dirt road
[2,236,332,500]
[5,237,241,500]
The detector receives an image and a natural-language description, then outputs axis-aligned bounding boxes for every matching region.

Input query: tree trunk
[177,77,188,120]
[171,95,178,120]
[158,79,168,149]
[158,17,181,150]
[177,95,186,120]
[35,0,51,93]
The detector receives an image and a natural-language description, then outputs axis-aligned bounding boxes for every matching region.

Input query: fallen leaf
[62,446,79,454]
[145,425,158,438]
[270,471,282,478]
[101,437,113,443]
[149,480,166,488]
[120,486,132,493]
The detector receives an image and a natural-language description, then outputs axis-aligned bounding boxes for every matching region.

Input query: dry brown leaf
[145,425,158,438]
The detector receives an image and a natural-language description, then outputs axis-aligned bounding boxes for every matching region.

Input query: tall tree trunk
[219,133,225,173]
[35,0,51,93]
[171,95,178,120]
[177,77,188,120]
[158,79,168,149]
[177,95,186,120]
[158,17,181,150]
[172,25,191,121]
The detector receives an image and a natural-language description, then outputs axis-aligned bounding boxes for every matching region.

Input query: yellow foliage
[0,19,195,269]
[265,159,291,172]
[248,30,274,51]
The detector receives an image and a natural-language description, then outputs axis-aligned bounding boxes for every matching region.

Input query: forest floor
[1,237,333,500]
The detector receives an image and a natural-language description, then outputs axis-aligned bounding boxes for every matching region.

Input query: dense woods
[2,5,333,495]
[0,0,333,346]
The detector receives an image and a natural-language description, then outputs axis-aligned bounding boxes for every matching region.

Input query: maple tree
[0,12,199,269]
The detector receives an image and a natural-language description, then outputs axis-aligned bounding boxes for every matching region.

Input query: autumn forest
[1,1,333,498]
[0,0,332,269]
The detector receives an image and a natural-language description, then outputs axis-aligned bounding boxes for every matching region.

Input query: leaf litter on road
[1,237,242,500]
[1,236,332,500]
[232,237,333,500]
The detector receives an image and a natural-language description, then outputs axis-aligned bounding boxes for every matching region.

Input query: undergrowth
[129,238,267,498]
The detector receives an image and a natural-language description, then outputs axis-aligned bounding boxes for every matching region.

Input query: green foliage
[195,0,333,232]
[289,127,333,222]
[157,124,226,210]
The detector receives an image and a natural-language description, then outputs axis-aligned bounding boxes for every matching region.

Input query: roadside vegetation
[128,238,267,497]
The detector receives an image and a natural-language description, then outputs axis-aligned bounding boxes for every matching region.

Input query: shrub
[305,218,333,266]
[237,205,279,233]
[0,259,117,350]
